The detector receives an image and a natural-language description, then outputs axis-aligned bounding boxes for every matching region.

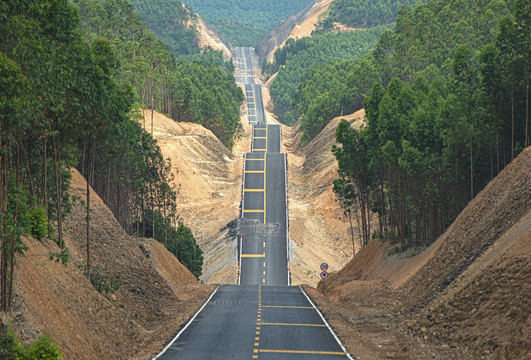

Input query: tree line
[332,0,530,254]
[325,0,424,28]
[0,0,211,321]
[73,0,244,149]
[263,26,389,132]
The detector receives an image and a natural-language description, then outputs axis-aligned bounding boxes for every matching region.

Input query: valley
[0,0,529,359]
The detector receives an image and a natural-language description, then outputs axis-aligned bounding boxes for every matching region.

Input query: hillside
[10,170,214,360]
[181,0,314,46]
[274,110,364,286]
[143,110,252,284]
[306,146,531,359]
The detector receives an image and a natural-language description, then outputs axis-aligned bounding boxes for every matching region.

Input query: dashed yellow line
[261,305,313,309]
[260,323,326,327]
[259,349,346,355]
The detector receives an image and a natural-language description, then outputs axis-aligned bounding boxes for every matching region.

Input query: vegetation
[125,0,199,56]
[326,0,424,28]
[138,210,203,279]
[0,0,211,315]
[73,0,244,149]
[0,324,62,360]
[181,0,313,46]
[264,27,389,130]
[332,0,530,253]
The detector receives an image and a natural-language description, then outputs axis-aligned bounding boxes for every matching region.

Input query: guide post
[320,263,329,297]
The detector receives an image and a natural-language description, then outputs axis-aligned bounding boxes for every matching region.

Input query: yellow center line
[241,253,266,258]
[260,323,326,327]
[259,350,346,355]
[261,305,314,309]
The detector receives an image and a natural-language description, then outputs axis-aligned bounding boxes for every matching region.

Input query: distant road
[153,48,352,360]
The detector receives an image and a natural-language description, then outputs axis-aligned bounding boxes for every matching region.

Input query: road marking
[253,137,267,139]
[264,152,267,223]
[246,158,265,161]
[243,209,264,213]
[260,323,326,327]
[153,286,220,359]
[259,349,346,355]
[263,271,266,275]
[244,188,265,192]
[241,253,265,258]
[253,148,267,151]
[245,170,265,173]
[262,305,313,309]
[263,242,266,247]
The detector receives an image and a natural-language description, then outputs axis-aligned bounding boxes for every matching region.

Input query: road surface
[154,48,352,360]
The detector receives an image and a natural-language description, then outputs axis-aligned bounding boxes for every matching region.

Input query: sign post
[320,263,329,297]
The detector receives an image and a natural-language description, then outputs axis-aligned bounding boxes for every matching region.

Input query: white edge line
[299,286,354,360]
[152,286,220,359]
[238,234,242,285]
[241,153,247,218]
[284,152,290,286]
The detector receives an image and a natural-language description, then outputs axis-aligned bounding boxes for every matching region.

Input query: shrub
[27,206,48,240]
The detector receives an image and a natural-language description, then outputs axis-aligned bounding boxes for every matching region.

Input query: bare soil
[141,109,250,285]
[283,110,367,286]
[307,146,531,360]
[9,170,214,360]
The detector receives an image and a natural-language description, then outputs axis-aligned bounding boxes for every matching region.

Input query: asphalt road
[155,285,351,360]
[153,48,352,359]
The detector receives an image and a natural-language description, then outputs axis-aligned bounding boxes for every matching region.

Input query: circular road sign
[320,271,329,280]
[320,263,328,272]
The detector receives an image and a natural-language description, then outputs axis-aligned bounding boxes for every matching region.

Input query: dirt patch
[10,169,214,360]
[308,146,531,359]
[193,15,232,60]
[143,110,248,284]
[279,110,367,286]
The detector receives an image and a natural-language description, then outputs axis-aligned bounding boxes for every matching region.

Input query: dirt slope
[143,110,249,284]
[10,169,213,360]
[256,0,334,62]
[193,15,232,60]
[282,110,366,286]
[307,146,531,359]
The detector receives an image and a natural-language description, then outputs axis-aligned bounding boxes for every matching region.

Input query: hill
[181,0,314,46]
[144,110,251,284]
[306,146,531,359]
[285,109,367,285]
[10,169,213,360]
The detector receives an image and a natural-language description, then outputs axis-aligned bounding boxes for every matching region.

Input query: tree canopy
[330,0,529,252]
[181,0,314,46]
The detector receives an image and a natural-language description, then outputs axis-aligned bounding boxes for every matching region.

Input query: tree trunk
[86,138,92,280]
[52,129,63,249]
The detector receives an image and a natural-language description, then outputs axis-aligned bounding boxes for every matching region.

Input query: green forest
[126,0,200,56]
[181,0,314,46]
[264,26,389,132]
[0,0,242,327]
[326,0,424,28]
[329,0,530,254]
[74,0,244,149]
